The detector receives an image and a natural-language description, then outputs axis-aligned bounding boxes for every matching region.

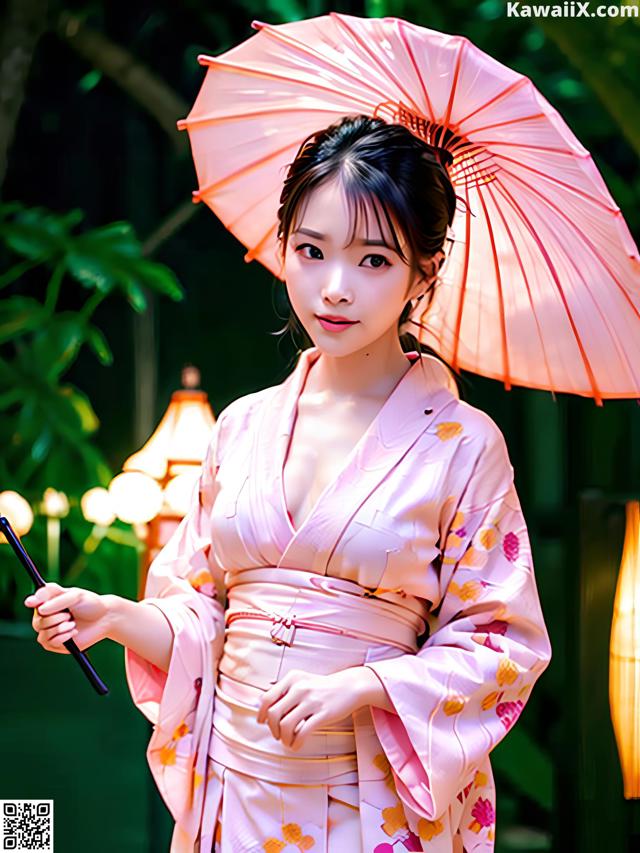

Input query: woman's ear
[408,250,445,300]
[428,249,445,276]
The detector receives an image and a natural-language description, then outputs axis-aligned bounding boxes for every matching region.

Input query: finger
[37,590,78,617]
[257,668,302,724]
[38,626,78,653]
[257,681,288,724]
[279,707,310,749]
[34,611,70,632]
[266,692,301,742]
[43,618,76,643]
[24,583,64,608]
[257,692,272,724]
[49,622,79,648]
[289,716,314,751]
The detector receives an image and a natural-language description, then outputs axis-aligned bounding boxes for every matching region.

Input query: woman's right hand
[24,582,110,654]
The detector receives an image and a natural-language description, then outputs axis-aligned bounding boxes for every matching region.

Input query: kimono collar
[284,346,460,417]
[254,345,461,570]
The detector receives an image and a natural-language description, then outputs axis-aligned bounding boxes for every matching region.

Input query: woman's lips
[315,316,359,333]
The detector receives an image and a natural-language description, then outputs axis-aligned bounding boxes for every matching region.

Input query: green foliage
[492,725,553,811]
[66,221,183,309]
[0,201,185,620]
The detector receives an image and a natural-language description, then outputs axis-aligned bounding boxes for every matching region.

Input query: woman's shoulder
[454,397,505,438]
[433,398,515,509]
[420,354,506,453]
[205,388,270,469]
[214,385,275,442]
[213,359,300,437]
[441,394,510,463]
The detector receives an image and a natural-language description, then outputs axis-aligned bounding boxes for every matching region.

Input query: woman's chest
[211,390,459,603]
[282,398,382,532]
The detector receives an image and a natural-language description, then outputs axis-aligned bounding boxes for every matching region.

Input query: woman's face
[281,176,427,354]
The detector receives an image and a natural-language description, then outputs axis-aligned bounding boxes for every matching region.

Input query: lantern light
[0,491,34,542]
[108,472,163,524]
[42,487,69,519]
[609,499,640,798]
[122,366,215,482]
[163,471,201,517]
[81,487,117,527]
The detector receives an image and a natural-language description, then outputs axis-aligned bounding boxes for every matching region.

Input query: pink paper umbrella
[178,12,640,403]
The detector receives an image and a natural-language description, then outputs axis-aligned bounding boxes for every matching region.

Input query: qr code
[0,801,53,852]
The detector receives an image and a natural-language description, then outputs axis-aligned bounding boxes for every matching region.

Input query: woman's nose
[321,265,351,301]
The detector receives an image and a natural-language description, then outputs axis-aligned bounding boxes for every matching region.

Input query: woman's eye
[360,254,391,269]
[295,243,323,260]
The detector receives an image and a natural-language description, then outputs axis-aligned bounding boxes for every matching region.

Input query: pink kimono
[124,346,552,853]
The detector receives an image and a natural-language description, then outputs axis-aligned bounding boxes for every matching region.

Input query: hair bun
[420,142,453,173]
[433,147,453,171]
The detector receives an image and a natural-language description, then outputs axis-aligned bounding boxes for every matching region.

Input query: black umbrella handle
[0,515,109,696]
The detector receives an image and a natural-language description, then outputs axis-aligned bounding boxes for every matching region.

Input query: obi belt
[209,566,429,785]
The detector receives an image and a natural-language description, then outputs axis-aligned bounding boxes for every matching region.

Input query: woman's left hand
[256,667,373,750]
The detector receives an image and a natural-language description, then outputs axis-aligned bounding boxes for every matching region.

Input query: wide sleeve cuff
[124,592,225,846]
[360,429,552,828]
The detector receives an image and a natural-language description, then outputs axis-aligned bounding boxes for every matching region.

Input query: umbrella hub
[374,100,500,191]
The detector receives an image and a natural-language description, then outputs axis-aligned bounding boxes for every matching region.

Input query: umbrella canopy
[178,12,640,403]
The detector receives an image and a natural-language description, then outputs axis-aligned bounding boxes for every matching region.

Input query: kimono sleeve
[363,422,552,823]
[123,417,226,850]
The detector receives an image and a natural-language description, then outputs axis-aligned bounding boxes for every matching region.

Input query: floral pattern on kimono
[362,420,551,850]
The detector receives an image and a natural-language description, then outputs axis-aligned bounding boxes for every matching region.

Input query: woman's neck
[304,340,414,403]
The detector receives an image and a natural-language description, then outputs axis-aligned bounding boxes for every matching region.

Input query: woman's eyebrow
[292,227,398,252]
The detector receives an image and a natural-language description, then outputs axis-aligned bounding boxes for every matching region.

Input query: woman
[25,115,552,853]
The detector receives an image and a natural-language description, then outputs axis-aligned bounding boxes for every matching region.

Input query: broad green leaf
[16,397,37,439]
[65,251,118,292]
[128,257,184,301]
[30,427,53,463]
[0,354,13,384]
[58,385,100,434]
[78,69,102,92]
[0,296,45,343]
[65,221,183,308]
[74,443,113,487]
[65,223,140,291]
[0,207,81,260]
[0,201,25,220]
[79,221,139,252]
[29,314,85,381]
[36,439,111,496]
[43,387,89,437]
[123,278,147,312]
[85,324,113,366]
[0,389,22,410]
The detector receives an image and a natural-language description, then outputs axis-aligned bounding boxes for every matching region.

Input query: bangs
[340,179,410,263]
[287,171,412,265]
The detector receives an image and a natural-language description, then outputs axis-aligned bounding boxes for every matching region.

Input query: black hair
[272,113,466,397]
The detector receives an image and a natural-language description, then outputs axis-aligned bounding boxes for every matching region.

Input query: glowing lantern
[609,500,640,798]
[0,491,34,543]
[110,365,216,597]
[81,487,116,527]
[122,366,215,483]
[163,471,201,517]
[109,472,164,524]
